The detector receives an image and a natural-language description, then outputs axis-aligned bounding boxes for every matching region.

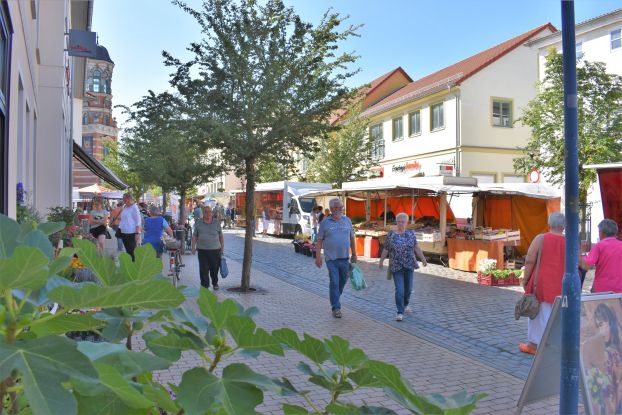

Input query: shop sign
[439,165,454,176]
[392,160,421,175]
[369,166,384,178]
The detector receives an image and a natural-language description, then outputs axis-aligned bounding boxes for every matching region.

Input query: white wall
[35,0,72,213]
[6,1,40,218]
[72,97,83,145]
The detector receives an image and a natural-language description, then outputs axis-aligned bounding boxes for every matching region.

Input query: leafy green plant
[490,269,523,280]
[15,204,42,226]
[0,213,485,414]
[47,206,78,227]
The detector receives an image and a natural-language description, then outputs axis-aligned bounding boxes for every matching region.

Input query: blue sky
[92,0,620,124]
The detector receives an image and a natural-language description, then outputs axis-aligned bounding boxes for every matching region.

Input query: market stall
[447,183,561,272]
[308,176,478,259]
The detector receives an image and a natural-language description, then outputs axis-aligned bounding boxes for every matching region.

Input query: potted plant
[477,259,522,286]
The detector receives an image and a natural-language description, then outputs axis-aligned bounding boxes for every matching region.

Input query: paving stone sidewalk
[146,230,564,414]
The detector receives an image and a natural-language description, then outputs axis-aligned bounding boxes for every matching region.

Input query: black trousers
[120,233,137,261]
[198,249,220,288]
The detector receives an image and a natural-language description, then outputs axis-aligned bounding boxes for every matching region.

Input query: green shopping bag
[349,263,367,290]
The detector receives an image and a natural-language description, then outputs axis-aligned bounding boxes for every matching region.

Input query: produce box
[482,230,507,241]
[417,231,442,242]
[506,229,521,242]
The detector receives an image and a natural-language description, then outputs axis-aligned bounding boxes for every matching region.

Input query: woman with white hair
[379,212,427,321]
[580,218,622,293]
[519,212,566,355]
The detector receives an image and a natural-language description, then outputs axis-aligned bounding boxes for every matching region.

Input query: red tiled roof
[363,23,557,117]
[329,67,412,125]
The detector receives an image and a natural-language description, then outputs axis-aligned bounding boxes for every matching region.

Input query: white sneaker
[396,313,403,322]
[405,306,413,313]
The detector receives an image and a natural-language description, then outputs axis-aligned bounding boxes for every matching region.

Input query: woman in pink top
[581,219,622,293]
[519,212,566,355]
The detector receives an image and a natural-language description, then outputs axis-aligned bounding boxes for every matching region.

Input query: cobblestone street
[144,229,575,414]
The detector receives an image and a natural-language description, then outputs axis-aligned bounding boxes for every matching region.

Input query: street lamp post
[559,1,581,413]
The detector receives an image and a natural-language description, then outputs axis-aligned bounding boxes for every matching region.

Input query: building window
[492,99,512,127]
[612,29,621,50]
[576,41,583,59]
[408,110,421,136]
[503,174,525,183]
[83,136,93,156]
[104,79,111,94]
[90,69,102,93]
[370,124,384,161]
[472,173,496,184]
[430,102,444,131]
[103,145,110,159]
[104,114,109,126]
[392,117,403,142]
[93,113,100,124]
[82,112,88,125]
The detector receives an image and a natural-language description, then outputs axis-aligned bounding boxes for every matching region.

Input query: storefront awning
[72,141,128,190]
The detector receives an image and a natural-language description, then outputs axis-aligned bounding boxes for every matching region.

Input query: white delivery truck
[234,181,332,236]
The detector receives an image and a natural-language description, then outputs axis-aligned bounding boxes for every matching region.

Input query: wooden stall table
[447,239,505,272]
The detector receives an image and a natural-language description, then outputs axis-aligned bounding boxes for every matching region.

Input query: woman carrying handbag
[518,212,566,355]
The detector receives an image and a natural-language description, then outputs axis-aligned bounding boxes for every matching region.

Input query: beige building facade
[361,23,557,185]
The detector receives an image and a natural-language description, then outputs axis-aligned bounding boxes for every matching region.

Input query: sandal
[519,343,537,355]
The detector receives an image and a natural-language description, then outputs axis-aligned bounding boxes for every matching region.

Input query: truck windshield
[298,198,316,214]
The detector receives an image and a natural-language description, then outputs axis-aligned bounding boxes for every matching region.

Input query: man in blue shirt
[315,198,357,318]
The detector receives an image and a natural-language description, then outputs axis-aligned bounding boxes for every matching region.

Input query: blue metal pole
[560,1,581,413]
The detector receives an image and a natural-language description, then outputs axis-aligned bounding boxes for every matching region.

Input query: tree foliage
[101,138,143,199]
[256,156,286,183]
[120,91,224,223]
[514,50,622,203]
[165,0,361,290]
[306,104,373,187]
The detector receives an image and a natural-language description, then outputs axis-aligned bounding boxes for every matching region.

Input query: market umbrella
[77,184,113,194]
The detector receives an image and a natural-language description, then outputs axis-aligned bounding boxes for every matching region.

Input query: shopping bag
[220,257,229,278]
[349,263,367,290]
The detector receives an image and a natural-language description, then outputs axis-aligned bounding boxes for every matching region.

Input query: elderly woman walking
[191,206,224,290]
[379,212,427,321]
[519,212,566,355]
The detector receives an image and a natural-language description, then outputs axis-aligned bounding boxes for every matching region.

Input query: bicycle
[164,238,184,287]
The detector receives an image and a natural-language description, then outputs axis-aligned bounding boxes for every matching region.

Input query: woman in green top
[191,206,224,290]
[89,197,110,255]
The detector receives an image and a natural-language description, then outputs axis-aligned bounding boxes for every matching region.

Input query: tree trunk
[178,190,186,225]
[177,190,186,255]
[241,157,256,292]
[162,188,167,216]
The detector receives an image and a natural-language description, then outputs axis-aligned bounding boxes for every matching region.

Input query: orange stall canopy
[479,194,560,255]
[345,195,455,221]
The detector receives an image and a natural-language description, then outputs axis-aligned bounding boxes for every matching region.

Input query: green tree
[515,50,622,232]
[120,91,223,225]
[101,138,143,199]
[306,103,373,187]
[165,0,360,290]
[256,156,287,183]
